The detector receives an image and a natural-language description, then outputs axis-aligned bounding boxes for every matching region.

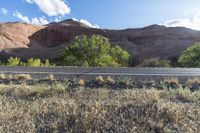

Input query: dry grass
[105,76,115,84]
[47,74,55,81]
[96,76,105,83]
[15,74,32,80]
[164,77,179,85]
[0,84,199,133]
[187,78,200,84]
[77,79,85,86]
[0,73,6,80]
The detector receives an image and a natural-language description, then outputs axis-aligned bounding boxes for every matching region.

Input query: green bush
[110,45,129,66]
[178,42,200,67]
[58,35,129,67]
[7,57,21,66]
[2,57,53,67]
[43,59,50,67]
[141,58,171,67]
[26,58,41,67]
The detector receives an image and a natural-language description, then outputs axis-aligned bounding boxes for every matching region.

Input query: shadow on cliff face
[29,22,108,47]
[0,44,66,61]
[0,21,112,61]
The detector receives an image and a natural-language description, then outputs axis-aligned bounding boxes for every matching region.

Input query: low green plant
[169,87,200,102]
[26,58,41,67]
[30,84,46,96]
[51,82,67,92]
[141,58,171,67]
[7,57,21,66]
[116,76,133,85]
[1,57,53,67]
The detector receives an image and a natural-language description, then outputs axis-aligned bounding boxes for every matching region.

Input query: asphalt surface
[0,66,200,80]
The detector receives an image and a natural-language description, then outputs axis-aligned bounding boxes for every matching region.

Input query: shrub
[110,45,130,66]
[26,58,41,67]
[141,58,171,67]
[58,35,129,67]
[178,42,200,67]
[7,57,21,66]
[51,82,66,92]
[1,57,53,67]
[43,59,51,67]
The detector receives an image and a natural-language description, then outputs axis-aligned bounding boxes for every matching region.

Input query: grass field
[0,82,199,133]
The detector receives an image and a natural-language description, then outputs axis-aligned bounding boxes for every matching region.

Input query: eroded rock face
[0,19,200,60]
[0,22,44,49]
[30,21,106,47]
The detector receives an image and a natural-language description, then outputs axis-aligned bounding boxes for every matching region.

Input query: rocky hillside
[1,19,200,60]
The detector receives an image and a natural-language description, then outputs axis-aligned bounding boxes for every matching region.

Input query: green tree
[110,45,129,66]
[7,57,21,66]
[178,42,200,67]
[58,35,129,67]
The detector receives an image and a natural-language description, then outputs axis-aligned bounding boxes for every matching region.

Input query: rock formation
[1,19,200,61]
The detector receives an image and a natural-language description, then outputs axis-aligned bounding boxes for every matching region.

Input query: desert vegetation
[130,42,200,68]
[178,42,200,67]
[0,57,53,67]
[0,80,199,133]
[1,37,200,68]
[140,58,171,67]
[57,35,129,67]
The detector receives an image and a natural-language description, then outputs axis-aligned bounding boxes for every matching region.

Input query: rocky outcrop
[0,19,200,60]
[0,22,44,49]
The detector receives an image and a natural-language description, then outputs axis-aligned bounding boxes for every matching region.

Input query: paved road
[0,66,200,79]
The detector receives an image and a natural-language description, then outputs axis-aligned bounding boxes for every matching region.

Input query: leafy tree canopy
[178,42,200,67]
[58,35,129,67]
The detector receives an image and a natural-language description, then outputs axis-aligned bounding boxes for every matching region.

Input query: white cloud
[31,17,49,25]
[13,11,49,25]
[25,0,70,17]
[54,16,62,22]
[1,8,8,15]
[72,18,100,28]
[54,18,61,22]
[163,12,200,30]
[184,11,190,17]
[26,0,33,3]
[13,11,30,23]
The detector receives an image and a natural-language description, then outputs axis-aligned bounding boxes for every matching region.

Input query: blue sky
[0,0,200,30]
